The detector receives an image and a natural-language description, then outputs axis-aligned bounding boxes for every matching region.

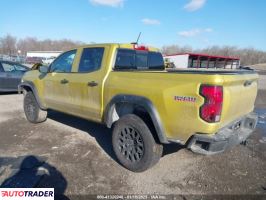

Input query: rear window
[136,51,148,69]
[115,49,164,70]
[115,49,135,69]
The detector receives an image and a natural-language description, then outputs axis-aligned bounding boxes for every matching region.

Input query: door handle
[60,79,69,84]
[88,81,98,87]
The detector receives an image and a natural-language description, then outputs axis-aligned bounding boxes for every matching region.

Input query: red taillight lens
[200,85,223,123]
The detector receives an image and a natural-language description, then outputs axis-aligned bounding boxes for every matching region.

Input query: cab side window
[50,50,77,73]
[78,48,104,73]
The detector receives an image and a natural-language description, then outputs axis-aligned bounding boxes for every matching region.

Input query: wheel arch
[18,81,46,110]
[104,95,169,144]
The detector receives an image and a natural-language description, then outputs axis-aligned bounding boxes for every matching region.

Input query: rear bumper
[187,112,258,155]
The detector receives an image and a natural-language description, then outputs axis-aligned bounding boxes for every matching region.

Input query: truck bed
[166,68,257,75]
[105,69,258,142]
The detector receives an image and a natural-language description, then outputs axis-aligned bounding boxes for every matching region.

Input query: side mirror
[39,66,48,73]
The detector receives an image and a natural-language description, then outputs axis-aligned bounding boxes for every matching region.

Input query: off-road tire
[24,91,47,123]
[112,114,163,172]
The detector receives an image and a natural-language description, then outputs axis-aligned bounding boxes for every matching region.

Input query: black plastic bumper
[187,112,258,155]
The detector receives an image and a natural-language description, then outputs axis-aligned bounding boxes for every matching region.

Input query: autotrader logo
[0,188,54,200]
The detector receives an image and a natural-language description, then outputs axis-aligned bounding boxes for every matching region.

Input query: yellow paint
[22,43,259,143]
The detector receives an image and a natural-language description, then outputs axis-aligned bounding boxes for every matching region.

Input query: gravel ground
[0,76,265,200]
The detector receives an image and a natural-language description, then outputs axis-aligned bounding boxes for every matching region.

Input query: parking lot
[0,75,265,199]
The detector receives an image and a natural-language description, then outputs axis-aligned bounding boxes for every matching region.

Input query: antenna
[136,32,141,44]
[131,32,142,45]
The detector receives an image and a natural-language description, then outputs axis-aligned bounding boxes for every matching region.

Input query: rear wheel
[112,114,163,172]
[24,91,47,123]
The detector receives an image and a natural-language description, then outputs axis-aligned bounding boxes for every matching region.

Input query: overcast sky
[0,0,266,50]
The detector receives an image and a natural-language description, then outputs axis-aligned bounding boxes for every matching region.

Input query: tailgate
[220,72,258,127]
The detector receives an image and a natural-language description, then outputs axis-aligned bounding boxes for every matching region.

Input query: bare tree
[1,35,85,56]
[0,34,17,55]
[161,45,192,55]
[1,34,265,65]
[162,45,266,65]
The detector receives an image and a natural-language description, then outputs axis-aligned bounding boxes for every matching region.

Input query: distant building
[164,53,240,69]
[26,51,62,58]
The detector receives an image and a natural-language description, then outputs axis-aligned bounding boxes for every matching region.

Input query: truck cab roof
[76,43,160,52]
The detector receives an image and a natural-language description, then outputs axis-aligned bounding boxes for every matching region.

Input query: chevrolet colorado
[19,43,259,172]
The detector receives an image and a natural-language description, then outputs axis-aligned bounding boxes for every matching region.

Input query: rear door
[66,46,107,122]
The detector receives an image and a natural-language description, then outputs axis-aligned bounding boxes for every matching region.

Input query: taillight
[200,85,223,123]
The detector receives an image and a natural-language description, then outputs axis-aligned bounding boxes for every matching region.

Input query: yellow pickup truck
[19,43,259,172]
